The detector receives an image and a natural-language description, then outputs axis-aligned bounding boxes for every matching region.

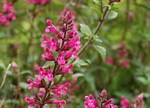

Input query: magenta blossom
[121,96,130,108]
[84,94,98,108]
[106,41,130,68]
[84,89,118,108]
[120,93,144,108]
[25,8,80,108]
[0,0,16,26]
[105,57,114,65]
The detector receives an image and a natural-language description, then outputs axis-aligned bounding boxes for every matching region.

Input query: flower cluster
[84,89,118,108]
[25,8,80,108]
[121,93,144,108]
[26,0,51,5]
[106,41,129,68]
[0,0,16,26]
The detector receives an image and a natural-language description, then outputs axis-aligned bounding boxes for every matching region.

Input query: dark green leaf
[94,45,106,62]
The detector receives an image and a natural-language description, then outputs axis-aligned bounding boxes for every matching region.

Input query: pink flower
[38,66,53,81]
[61,64,74,75]
[47,37,58,51]
[42,48,55,61]
[24,96,36,105]
[128,11,134,21]
[0,0,16,26]
[25,8,80,107]
[84,89,118,108]
[45,25,58,34]
[58,56,66,65]
[33,64,39,73]
[120,93,144,108]
[106,57,114,65]
[84,94,98,108]
[121,96,130,108]
[134,93,144,108]
[11,62,18,71]
[3,1,13,12]
[38,88,45,98]
[121,60,129,68]
[51,100,66,108]
[27,78,41,89]
[47,69,53,81]
[52,82,71,98]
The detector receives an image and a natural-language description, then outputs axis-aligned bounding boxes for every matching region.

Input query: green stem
[0,64,11,89]
[122,0,129,41]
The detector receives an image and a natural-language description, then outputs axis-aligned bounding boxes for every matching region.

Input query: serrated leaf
[107,11,118,20]
[80,24,92,35]
[94,45,106,62]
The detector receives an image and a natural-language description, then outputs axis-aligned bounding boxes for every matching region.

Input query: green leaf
[0,61,6,70]
[72,73,84,78]
[93,0,100,5]
[85,74,95,90]
[94,45,106,62]
[74,59,89,67]
[137,4,150,10]
[19,70,32,75]
[19,82,28,89]
[80,24,92,35]
[136,77,148,85]
[107,11,118,20]
[42,61,51,68]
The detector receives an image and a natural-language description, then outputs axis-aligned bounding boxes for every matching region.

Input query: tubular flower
[0,0,16,26]
[106,41,129,68]
[25,8,80,108]
[84,94,98,108]
[84,89,118,108]
[120,93,144,108]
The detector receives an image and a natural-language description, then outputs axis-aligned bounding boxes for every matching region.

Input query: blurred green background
[0,0,150,107]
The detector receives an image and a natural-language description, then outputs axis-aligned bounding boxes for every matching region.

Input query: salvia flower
[121,96,130,108]
[0,0,16,26]
[84,94,98,108]
[106,41,129,68]
[84,89,118,108]
[121,93,144,108]
[25,8,80,108]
